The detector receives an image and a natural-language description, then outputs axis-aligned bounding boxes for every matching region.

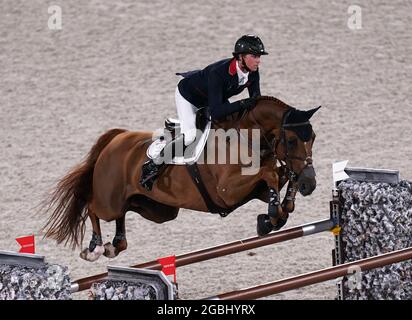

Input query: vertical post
[330,188,344,300]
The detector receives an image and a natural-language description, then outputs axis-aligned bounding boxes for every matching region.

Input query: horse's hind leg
[79,207,105,262]
[103,214,128,258]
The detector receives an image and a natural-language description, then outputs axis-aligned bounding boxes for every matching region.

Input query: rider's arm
[208,71,243,121]
[248,72,261,97]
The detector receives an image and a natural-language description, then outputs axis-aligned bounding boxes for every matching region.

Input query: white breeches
[175,87,197,146]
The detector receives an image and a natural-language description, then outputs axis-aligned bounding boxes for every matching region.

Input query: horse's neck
[240,100,288,133]
[211,98,290,133]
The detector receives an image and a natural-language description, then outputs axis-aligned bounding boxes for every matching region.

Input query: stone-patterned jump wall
[338,180,412,299]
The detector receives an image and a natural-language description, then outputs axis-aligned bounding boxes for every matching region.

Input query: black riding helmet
[233,34,269,57]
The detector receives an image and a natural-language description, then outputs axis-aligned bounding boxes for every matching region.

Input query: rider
[141,34,268,191]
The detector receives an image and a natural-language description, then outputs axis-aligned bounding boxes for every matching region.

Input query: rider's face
[242,54,261,72]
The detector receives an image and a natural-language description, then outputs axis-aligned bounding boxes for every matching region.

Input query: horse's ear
[306,106,321,120]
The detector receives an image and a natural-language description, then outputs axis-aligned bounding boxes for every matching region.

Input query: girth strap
[186,163,231,217]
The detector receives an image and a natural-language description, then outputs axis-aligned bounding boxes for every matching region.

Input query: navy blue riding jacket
[177,58,261,121]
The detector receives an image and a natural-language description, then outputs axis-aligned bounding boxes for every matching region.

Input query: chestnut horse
[42,96,320,261]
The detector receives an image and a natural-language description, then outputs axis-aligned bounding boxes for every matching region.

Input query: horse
[41,96,320,262]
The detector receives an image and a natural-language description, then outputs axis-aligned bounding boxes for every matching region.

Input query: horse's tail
[41,128,127,249]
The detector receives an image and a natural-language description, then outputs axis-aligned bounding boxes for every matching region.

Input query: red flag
[16,235,35,254]
[157,255,176,283]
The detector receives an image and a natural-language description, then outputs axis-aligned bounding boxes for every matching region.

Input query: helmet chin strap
[240,55,251,73]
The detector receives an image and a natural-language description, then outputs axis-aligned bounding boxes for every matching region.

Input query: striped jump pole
[205,246,412,300]
[71,218,337,293]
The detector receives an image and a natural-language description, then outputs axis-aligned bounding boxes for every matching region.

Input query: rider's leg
[140,87,198,190]
[140,133,187,190]
[175,87,197,147]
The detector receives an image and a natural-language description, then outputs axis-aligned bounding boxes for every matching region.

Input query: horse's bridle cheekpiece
[279,108,315,182]
[250,107,315,183]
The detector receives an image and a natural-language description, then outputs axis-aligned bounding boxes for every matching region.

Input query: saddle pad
[146,121,211,165]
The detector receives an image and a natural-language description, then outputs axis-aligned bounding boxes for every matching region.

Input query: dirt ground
[1,0,411,300]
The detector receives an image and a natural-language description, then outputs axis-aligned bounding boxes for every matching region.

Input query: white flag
[333,160,350,183]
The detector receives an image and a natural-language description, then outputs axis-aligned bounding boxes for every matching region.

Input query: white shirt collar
[236,60,249,86]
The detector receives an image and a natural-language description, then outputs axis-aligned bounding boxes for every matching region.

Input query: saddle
[143,112,232,216]
[146,112,210,165]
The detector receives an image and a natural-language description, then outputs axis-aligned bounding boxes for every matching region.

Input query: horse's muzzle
[297,166,316,196]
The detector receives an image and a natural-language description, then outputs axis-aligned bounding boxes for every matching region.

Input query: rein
[211,102,314,182]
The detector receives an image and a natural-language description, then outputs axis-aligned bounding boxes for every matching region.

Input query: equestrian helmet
[233,35,268,56]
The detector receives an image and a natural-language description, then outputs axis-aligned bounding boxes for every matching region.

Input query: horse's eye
[287,138,297,148]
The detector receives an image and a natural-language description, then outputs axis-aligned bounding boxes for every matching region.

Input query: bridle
[249,107,315,183]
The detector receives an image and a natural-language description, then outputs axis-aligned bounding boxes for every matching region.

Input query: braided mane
[257,96,292,109]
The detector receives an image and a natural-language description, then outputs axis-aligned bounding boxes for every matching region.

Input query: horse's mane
[257,96,292,110]
[212,96,291,129]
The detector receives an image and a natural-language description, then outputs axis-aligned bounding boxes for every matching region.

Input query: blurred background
[1,0,411,299]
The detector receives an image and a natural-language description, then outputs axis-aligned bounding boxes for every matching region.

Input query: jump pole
[205,246,412,300]
[71,218,337,293]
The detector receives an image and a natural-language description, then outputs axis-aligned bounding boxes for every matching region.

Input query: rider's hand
[240,97,257,111]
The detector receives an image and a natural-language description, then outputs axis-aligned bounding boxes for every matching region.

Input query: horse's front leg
[281,180,298,214]
[257,168,289,236]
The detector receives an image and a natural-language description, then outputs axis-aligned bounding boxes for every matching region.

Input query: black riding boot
[140,134,186,191]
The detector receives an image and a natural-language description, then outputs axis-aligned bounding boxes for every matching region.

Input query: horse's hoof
[272,218,287,231]
[282,202,295,214]
[271,211,289,231]
[103,242,117,258]
[80,245,105,262]
[257,214,273,236]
